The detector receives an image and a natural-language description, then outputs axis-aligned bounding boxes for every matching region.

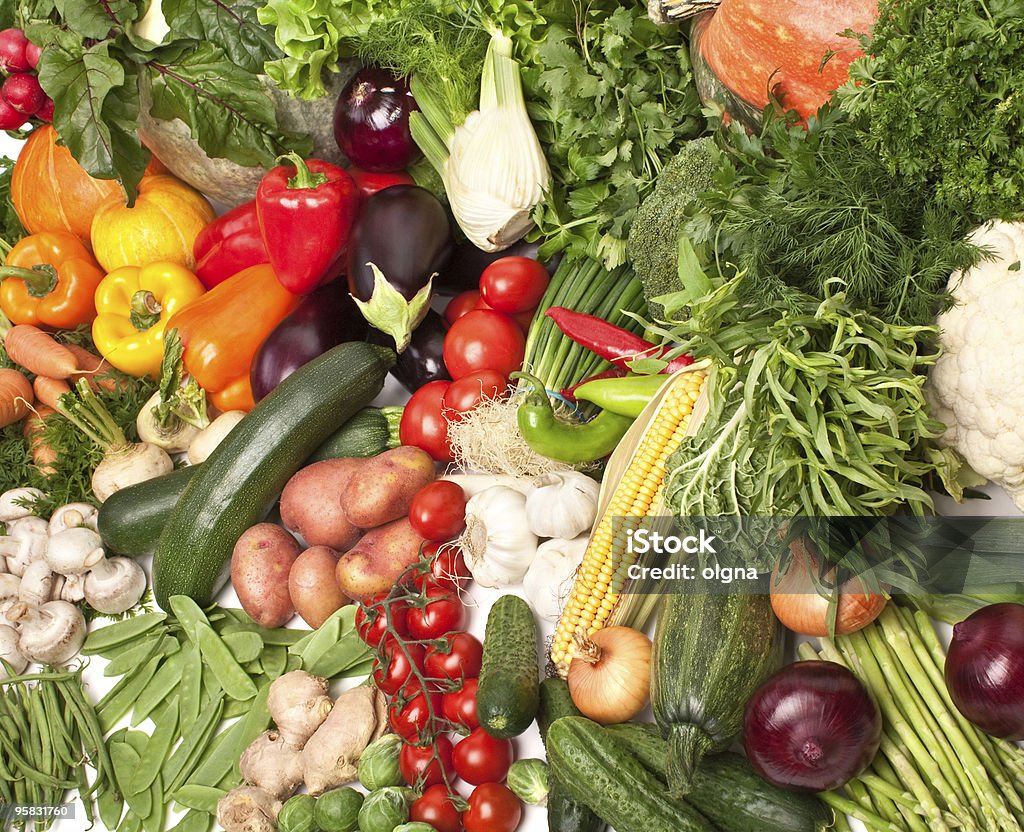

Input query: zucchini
[651,591,782,795]
[308,406,403,461]
[606,724,833,832]
[547,717,715,832]
[538,679,602,832]
[476,595,539,739]
[152,343,393,608]
[97,466,199,557]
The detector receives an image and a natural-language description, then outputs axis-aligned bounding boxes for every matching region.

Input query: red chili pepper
[560,366,628,404]
[546,306,692,373]
[256,153,359,294]
[192,200,269,290]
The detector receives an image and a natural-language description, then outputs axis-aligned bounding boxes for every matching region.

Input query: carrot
[32,376,71,411]
[66,343,123,392]
[0,368,33,427]
[23,404,57,475]
[4,325,78,379]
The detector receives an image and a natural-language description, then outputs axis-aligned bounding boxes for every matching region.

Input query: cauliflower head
[929,220,1024,509]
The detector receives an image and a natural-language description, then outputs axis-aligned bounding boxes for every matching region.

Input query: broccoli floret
[627,137,717,318]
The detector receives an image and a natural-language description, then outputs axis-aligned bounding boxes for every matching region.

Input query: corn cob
[550,368,708,677]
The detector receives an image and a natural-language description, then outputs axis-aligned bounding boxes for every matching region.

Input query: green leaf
[55,0,142,39]
[161,0,281,74]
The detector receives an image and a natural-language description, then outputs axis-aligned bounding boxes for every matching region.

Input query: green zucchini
[547,717,715,832]
[538,679,602,832]
[97,466,200,557]
[308,406,403,461]
[152,343,393,608]
[651,591,782,795]
[476,595,539,739]
[606,723,833,832]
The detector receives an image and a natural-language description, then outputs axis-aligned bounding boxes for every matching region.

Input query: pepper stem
[129,290,162,332]
[509,371,552,408]
[0,265,58,298]
[276,152,328,190]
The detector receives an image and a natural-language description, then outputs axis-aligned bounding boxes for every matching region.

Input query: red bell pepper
[348,166,415,202]
[256,153,359,295]
[546,306,693,373]
[192,200,269,289]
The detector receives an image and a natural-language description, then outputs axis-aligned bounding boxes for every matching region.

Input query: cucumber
[476,595,539,739]
[538,679,602,832]
[308,406,403,461]
[651,591,782,795]
[152,343,393,608]
[547,717,715,832]
[97,466,199,557]
[606,724,833,832]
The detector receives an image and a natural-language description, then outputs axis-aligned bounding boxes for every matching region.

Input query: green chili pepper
[512,373,633,464]
[573,373,669,418]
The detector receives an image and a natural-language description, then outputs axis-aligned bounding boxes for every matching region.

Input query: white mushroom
[0,573,20,604]
[18,560,55,608]
[8,601,87,665]
[59,574,86,603]
[84,557,146,614]
[0,624,27,678]
[47,503,99,535]
[0,488,45,523]
[45,527,105,576]
[0,517,49,577]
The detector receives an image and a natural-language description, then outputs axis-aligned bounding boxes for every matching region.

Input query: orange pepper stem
[276,152,328,190]
[129,289,163,332]
[0,264,58,299]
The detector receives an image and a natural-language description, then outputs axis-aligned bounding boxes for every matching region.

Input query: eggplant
[437,238,562,295]
[346,185,454,351]
[369,309,450,393]
[250,283,368,401]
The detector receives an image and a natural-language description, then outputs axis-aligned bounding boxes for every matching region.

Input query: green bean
[131,698,181,795]
[221,631,263,664]
[220,621,309,645]
[105,634,178,677]
[57,675,114,796]
[80,612,167,655]
[132,648,187,727]
[174,785,227,814]
[197,627,257,701]
[179,644,203,734]
[144,775,165,832]
[98,653,164,732]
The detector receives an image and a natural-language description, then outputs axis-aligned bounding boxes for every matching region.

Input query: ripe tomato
[453,729,514,786]
[356,593,409,647]
[407,585,465,640]
[444,291,481,326]
[425,545,472,592]
[400,735,455,789]
[425,632,483,682]
[348,166,415,201]
[411,784,465,832]
[400,380,453,462]
[390,685,444,745]
[443,678,479,731]
[444,311,525,380]
[463,783,522,832]
[479,256,550,313]
[443,371,508,421]
[409,481,468,542]
[472,296,535,335]
[373,638,426,696]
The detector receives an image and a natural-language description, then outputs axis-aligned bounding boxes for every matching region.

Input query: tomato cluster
[357,546,523,831]
[0,28,51,130]
[400,256,549,461]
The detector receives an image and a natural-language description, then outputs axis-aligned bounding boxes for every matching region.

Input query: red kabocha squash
[665,0,877,128]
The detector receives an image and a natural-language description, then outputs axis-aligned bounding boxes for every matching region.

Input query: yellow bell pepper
[92,262,206,377]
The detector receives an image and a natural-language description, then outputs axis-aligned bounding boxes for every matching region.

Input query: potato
[342,447,436,528]
[289,546,350,629]
[231,523,302,628]
[335,518,426,601]
[280,458,364,549]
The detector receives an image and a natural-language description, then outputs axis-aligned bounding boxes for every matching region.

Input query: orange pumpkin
[90,174,216,272]
[10,126,166,246]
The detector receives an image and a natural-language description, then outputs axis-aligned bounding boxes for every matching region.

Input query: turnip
[1,73,44,116]
[0,29,30,74]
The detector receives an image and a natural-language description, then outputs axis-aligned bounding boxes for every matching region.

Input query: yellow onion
[568,626,652,724]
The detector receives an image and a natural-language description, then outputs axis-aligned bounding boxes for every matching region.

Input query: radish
[24,41,40,70]
[0,29,30,74]
[35,96,53,123]
[2,73,44,116]
[0,96,27,131]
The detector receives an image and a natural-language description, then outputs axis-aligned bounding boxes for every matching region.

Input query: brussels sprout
[314,787,364,832]
[507,758,550,806]
[357,734,403,791]
[279,794,319,832]
[394,825,438,832]
[357,787,414,832]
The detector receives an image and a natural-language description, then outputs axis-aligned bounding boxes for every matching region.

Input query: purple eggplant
[369,308,450,393]
[346,185,454,351]
[250,283,368,401]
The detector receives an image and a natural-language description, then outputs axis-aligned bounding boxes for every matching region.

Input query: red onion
[333,67,418,172]
[743,660,881,792]
[946,602,1024,741]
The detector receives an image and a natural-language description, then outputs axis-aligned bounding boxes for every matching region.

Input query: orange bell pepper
[0,232,105,329]
[168,263,300,412]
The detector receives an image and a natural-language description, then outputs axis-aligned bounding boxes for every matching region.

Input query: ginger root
[301,685,387,795]
[217,785,282,832]
[267,670,332,748]
[239,730,305,801]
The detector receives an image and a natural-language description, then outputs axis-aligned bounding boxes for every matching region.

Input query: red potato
[290,545,350,628]
[231,523,302,627]
[335,517,426,601]
[342,446,436,528]
[279,458,364,549]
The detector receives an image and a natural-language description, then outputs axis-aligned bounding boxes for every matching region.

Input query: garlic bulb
[460,486,539,587]
[525,472,600,539]
[523,536,588,622]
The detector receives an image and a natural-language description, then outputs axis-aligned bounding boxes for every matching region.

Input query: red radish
[0,29,30,74]
[35,96,53,123]
[2,73,44,115]
[0,96,27,131]
[24,41,40,69]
